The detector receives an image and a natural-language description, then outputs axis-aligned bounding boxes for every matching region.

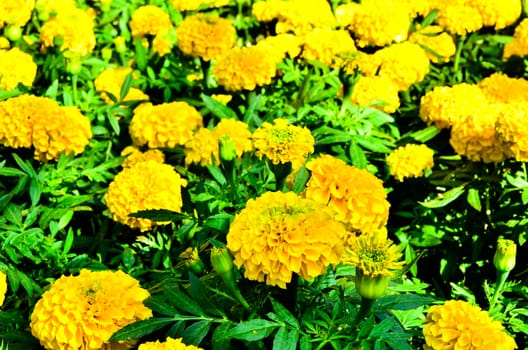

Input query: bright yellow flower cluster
[255,34,302,63]
[409,25,456,63]
[252,118,314,168]
[0,94,92,161]
[170,0,229,11]
[213,45,278,91]
[226,191,345,289]
[301,29,356,67]
[138,337,203,350]
[0,0,34,28]
[304,154,390,234]
[30,269,153,350]
[466,0,521,30]
[386,144,434,181]
[129,102,203,148]
[503,18,528,59]
[121,146,165,168]
[94,67,149,104]
[35,0,77,17]
[437,4,483,35]
[129,5,173,38]
[104,160,187,231]
[0,47,37,91]
[479,73,528,103]
[40,8,96,56]
[0,271,6,307]
[350,76,400,114]
[495,103,528,162]
[423,300,517,350]
[176,14,236,61]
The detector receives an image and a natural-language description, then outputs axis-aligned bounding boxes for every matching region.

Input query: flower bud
[219,135,237,163]
[211,246,234,276]
[493,238,516,273]
[180,247,205,275]
[4,26,22,42]
[355,269,390,300]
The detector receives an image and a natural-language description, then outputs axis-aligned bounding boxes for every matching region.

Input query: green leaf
[407,126,441,143]
[120,71,133,101]
[183,320,212,345]
[273,327,299,350]
[212,321,233,350]
[143,296,180,317]
[203,213,232,233]
[164,287,205,316]
[0,167,26,177]
[376,294,436,310]
[207,165,227,186]
[419,185,466,208]
[292,165,310,195]
[201,94,238,119]
[421,9,439,28]
[189,273,225,317]
[29,179,41,206]
[466,188,482,211]
[349,140,368,169]
[63,228,74,254]
[227,319,279,341]
[355,135,393,153]
[109,318,176,341]
[129,209,189,221]
[270,298,299,328]
[369,318,395,339]
[4,204,22,226]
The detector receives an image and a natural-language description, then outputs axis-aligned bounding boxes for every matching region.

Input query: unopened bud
[180,247,205,275]
[4,26,22,42]
[494,238,516,273]
[355,269,390,300]
[211,246,234,276]
[219,135,237,163]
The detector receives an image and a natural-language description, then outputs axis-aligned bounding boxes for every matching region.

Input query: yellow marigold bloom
[184,127,217,166]
[305,154,390,234]
[211,94,232,105]
[340,51,382,76]
[0,271,6,306]
[171,0,229,11]
[40,8,96,56]
[129,5,173,38]
[138,337,203,350]
[0,0,34,27]
[35,0,77,18]
[437,4,483,35]
[386,144,434,181]
[495,103,528,162]
[226,191,345,289]
[252,0,285,23]
[301,29,356,67]
[152,29,175,57]
[94,67,149,104]
[343,232,404,277]
[409,25,456,63]
[348,0,411,47]
[468,0,521,29]
[419,83,488,129]
[121,146,165,168]
[255,34,302,63]
[423,300,517,350]
[104,160,187,231]
[335,2,359,27]
[212,45,277,91]
[252,118,314,168]
[350,75,400,114]
[176,14,236,61]
[213,118,253,157]
[374,42,430,91]
[129,102,203,148]
[0,47,37,91]
[399,0,438,17]
[0,37,9,49]
[478,73,528,104]
[30,269,153,350]
[503,19,528,59]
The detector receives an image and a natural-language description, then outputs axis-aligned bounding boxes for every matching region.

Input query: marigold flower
[374,42,430,91]
[39,8,96,56]
[503,18,528,59]
[0,0,34,28]
[0,47,37,91]
[121,146,165,168]
[419,83,488,129]
[129,102,203,148]
[334,2,359,27]
[211,94,232,105]
[468,0,521,29]
[437,4,483,35]
[0,37,9,49]
[252,118,314,168]
[129,5,173,38]
[226,191,345,289]
[301,29,356,67]
[478,73,528,104]
[94,67,149,104]
[350,75,400,114]
[30,269,153,350]
[170,0,229,11]
[255,34,302,63]
[35,0,77,18]
[212,45,277,91]
[152,29,175,56]
[304,154,390,234]
[176,14,236,61]
[423,300,517,350]
[386,144,434,181]
[495,103,528,162]
[0,271,6,306]
[104,160,187,231]
[340,51,382,76]
[409,25,456,63]
[213,118,253,157]
[138,337,203,350]
[184,127,218,166]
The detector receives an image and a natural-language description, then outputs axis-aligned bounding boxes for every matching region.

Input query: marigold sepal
[355,269,390,300]
[494,238,516,273]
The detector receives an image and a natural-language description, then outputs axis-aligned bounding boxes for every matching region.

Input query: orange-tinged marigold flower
[170,0,230,11]
[386,144,434,181]
[495,103,528,162]
[0,47,37,91]
[129,102,203,148]
[478,73,528,104]
[94,67,149,104]
[350,75,400,114]
[252,118,314,168]
[0,271,6,306]
[305,154,390,234]
[226,191,345,289]
[301,29,356,67]
[138,337,204,350]
[409,25,456,63]
[129,5,173,38]
[121,146,165,168]
[176,14,236,61]
[104,160,187,231]
[0,0,34,28]
[30,269,153,350]
[212,45,277,91]
[423,300,517,350]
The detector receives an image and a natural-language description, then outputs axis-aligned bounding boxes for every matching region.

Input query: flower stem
[352,297,376,327]
[490,270,510,310]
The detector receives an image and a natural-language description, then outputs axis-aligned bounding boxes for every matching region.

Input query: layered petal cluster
[386,144,434,181]
[437,3,484,35]
[0,271,6,307]
[0,0,34,28]
[40,7,96,56]
[121,146,165,168]
[304,154,390,234]
[170,0,229,11]
[495,103,528,162]
[465,0,521,29]
[350,76,400,114]
[0,94,92,161]
[176,14,236,61]
[255,34,302,63]
[104,160,187,231]
[301,29,356,67]
[409,26,456,63]
[226,191,345,289]
[503,18,528,59]
[212,45,278,91]
[423,300,517,350]
[138,337,203,350]
[252,118,314,168]
[478,73,528,104]
[94,67,149,104]
[129,5,173,38]
[129,102,203,148]
[30,269,153,350]
[35,0,77,17]
[0,47,37,91]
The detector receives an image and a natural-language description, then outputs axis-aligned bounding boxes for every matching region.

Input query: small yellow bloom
[255,34,302,63]
[350,75,400,114]
[502,18,528,60]
[386,144,434,181]
[0,47,37,91]
[468,0,521,29]
[129,5,173,38]
[184,127,218,166]
[138,337,204,350]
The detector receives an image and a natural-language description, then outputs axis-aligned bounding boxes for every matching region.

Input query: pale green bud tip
[180,247,205,275]
[493,239,516,273]
[355,269,390,300]
[219,135,237,162]
[211,246,234,275]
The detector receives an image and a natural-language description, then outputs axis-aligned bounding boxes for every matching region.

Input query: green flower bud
[494,238,516,273]
[211,246,234,276]
[180,247,205,275]
[4,26,22,42]
[355,269,390,300]
[219,135,237,163]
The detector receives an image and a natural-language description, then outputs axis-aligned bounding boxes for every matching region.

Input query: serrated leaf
[110,318,176,341]
[419,185,466,208]
[355,135,393,153]
[227,319,279,341]
[164,287,205,316]
[421,9,439,28]
[270,298,299,328]
[183,320,212,345]
[207,165,227,186]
